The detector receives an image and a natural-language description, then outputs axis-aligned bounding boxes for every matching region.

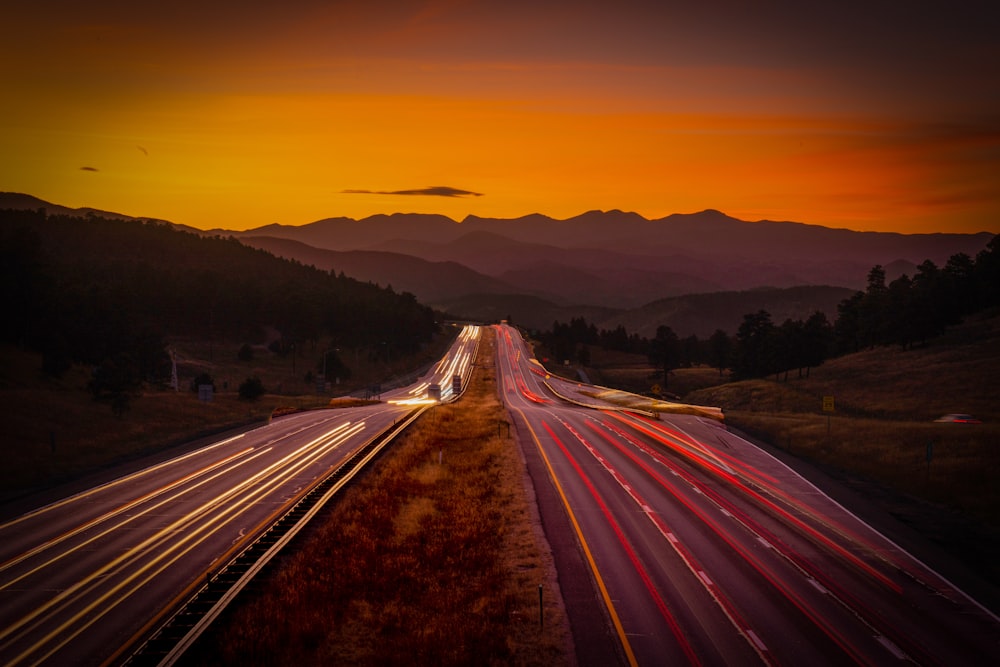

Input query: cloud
[80,166,99,172]
[343,186,483,198]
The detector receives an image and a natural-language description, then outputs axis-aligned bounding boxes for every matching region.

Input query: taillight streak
[558,417,774,665]
[542,421,702,666]
[625,414,899,569]
[608,413,902,594]
[579,417,873,664]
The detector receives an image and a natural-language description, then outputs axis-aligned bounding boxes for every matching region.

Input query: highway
[0,324,480,667]
[495,323,1000,666]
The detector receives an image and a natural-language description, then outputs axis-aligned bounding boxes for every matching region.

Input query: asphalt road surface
[495,323,1000,666]
[0,325,480,666]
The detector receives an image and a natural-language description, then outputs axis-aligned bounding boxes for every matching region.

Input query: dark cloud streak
[343,186,483,198]
[80,166,99,172]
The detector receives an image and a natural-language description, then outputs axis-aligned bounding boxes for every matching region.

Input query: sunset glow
[2,2,998,233]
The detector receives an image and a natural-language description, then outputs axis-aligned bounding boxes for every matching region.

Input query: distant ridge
[3,192,994,336]
[0,192,197,232]
[228,207,992,269]
[241,236,527,303]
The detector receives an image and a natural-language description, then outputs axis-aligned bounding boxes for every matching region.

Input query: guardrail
[119,405,429,667]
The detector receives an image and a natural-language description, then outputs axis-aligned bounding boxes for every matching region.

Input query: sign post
[822,395,835,435]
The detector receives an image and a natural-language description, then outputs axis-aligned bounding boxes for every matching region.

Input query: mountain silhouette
[3,193,993,336]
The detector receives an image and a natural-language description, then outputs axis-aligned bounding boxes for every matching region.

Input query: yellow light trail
[0,446,259,579]
[0,433,247,532]
[2,421,366,663]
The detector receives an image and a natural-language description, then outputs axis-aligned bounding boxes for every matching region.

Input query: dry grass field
[687,311,1000,519]
[189,328,571,666]
[686,311,1000,584]
[0,332,453,499]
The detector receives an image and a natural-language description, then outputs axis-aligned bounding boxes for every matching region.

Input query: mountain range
[3,192,993,337]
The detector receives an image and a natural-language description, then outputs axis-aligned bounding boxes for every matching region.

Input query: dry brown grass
[0,332,453,498]
[682,312,1000,509]
[680,312,1000,583]
[191,328,570,666]
[723,410,1000,521]
[771,310,998,422]
[579,347,725,398]
[721,407,1000,584]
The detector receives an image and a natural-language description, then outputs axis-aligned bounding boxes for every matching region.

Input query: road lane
[0,325,481,666]
[496,323,1000,665]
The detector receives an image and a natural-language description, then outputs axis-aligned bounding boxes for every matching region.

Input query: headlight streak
[8,420,366,664]
[388,397,438,406]
[4,327,487,665]
[1,421,367,664]
[0,433,248,532]
[0,421,353,579]
[408,381,431,397]
[0,446,262,589]
[541,420,700,666]
[555,416,773,666]
[416,325,479,402]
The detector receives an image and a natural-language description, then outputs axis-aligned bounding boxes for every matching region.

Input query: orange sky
[2,1,998,233]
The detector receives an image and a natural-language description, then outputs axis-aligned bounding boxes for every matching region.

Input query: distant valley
[226,208,992,334]
[3,193,993,337]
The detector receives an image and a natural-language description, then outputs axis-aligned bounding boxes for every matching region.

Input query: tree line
[537,234,1000,389]
[0,208,439,412]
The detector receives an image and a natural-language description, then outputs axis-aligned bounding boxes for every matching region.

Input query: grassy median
[191,327,571,666]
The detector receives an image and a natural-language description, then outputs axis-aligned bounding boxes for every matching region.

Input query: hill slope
[4,193,993,337]
[601,285,857,339]
[683,311,1000,593]
[240,236,525,303]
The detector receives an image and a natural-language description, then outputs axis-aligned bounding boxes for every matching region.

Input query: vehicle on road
[934,413,982,423]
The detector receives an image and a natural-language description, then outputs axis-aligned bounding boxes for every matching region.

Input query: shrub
[238,375,265,401]
[190,372,215,393]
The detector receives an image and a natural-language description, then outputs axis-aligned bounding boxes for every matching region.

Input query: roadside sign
[822,396,835,412]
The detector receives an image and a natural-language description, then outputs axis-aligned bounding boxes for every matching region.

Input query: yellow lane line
[512,405,638,667]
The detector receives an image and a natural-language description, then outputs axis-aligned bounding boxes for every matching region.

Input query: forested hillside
[0,208,438,409]
[536,233,1000,386]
